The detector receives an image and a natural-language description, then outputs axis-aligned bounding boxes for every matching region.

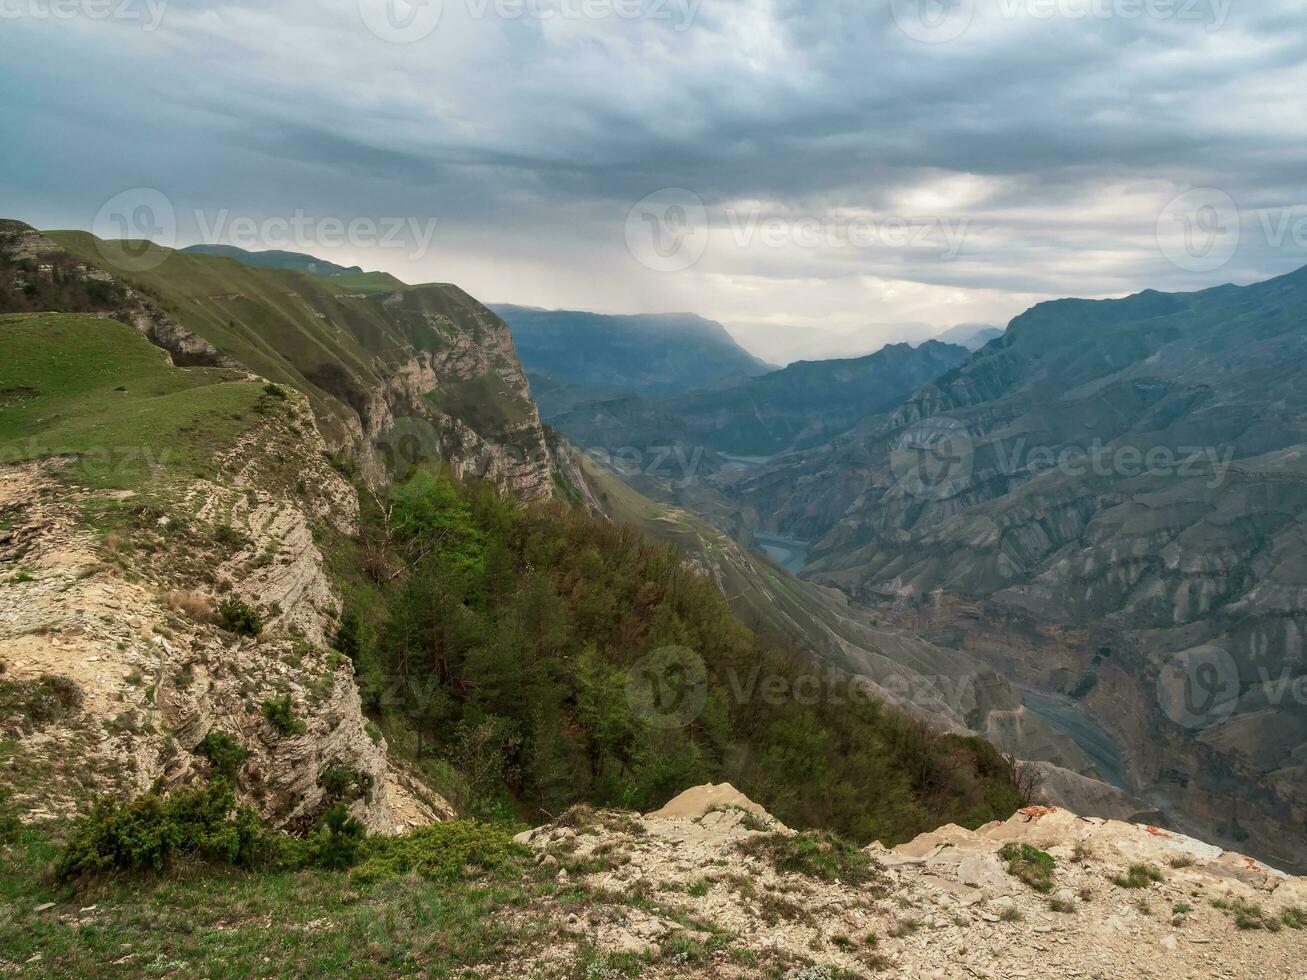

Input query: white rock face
[0,395,447,834]
[512,787,1307,978]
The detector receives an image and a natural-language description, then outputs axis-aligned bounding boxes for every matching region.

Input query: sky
[2,0,1306,363]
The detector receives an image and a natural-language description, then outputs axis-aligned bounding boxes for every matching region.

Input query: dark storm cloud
[1,0,1305,358]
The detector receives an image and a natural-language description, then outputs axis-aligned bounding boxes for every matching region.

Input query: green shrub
[318,764,373,803]
[0,674,84,728]
[216,598,262,637]
[1211,896,1285,931]
[334,609,364,663]
[55,783,263,883]
[1112,863,1163,889]
[737,831,886,889]
[213,524,249,551]
[1000,843,1056,893]
[305,805,366,870]
[261,695,305,736]
[0,787,22,843]
[195,732,251,781]
[351,820,525,886]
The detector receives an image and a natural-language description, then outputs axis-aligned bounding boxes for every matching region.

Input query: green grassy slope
[0,312,264,487]
[44,232,535,449]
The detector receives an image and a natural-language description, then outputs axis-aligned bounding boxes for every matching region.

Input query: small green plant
[216,598,262,637]
[318,764,373,803]
[1211,896,1279,930]
[263,382,288,400]
[1112,863,1164,889]
[1049,898,1075,913]
[687,878,710,898]
[260,695,305,736]
[195,732,251,780]
[1169,855,1196,869]
[8,571,35,584]
[1282,907,1307,930]
[1000,842,1056,893]
[999,906,1022,923]
[737,831,887,889]
[0,674,84,729]
[1173,902,1193,915]
[213,524,248,550]
[888,918,921,937]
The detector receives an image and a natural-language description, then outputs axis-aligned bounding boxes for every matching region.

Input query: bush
[195,732,251,780]
[334,609,364,663]
[0,674,83,729]
[305,804,366,870]
[213,524,249,551]
[216,598,262,637]
[1000,843,1056,893]
[319,764,374,803]
[737,831,886,889]
[261,695,305,736]
[55,783,263,883]
[351,820,525,886]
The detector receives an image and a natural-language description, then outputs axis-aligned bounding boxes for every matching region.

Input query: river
[753,532,810,575]
[1020,688,1130,792]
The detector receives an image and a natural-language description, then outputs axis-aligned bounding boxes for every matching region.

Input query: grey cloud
[1,0,1305,354]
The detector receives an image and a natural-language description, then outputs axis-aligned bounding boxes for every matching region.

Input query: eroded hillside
[0,313,442,833]
[718,268,1307,872]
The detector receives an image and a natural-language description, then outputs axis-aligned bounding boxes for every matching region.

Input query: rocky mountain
[720,265,1307,872]
[936,322,1004,350]
[492,306,775,398]
[538,339,971,470]
[0,221,554,498]
[563,445,1161,822]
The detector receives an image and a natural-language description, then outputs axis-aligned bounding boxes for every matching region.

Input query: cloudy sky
[3,0,1306,361]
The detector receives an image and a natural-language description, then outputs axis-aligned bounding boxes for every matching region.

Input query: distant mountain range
[936,323,1004,350]
[718,265,1307,872]
[491,306,775,397]
[539,340,971,460]
[724,320,1004,365]
[181,243,363,277]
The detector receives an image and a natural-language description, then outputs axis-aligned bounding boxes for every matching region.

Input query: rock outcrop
[512,784,1307,978]
[0,390,446,834]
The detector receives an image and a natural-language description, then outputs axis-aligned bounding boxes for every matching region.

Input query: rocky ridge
[513,783,1307,978]
[0,219,556,500]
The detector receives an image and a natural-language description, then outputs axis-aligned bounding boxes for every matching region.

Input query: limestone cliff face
[0,393,446,834]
